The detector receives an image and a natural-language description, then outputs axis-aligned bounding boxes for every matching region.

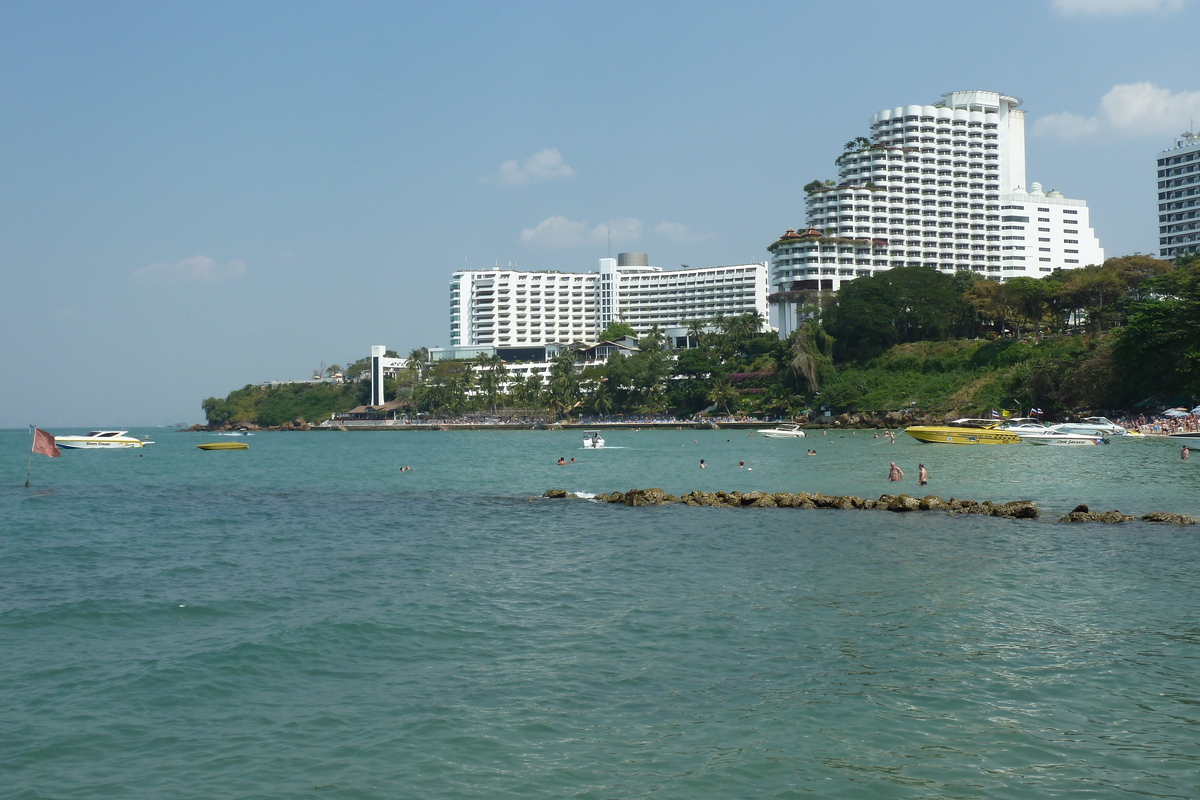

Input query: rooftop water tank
[617,252,649,267]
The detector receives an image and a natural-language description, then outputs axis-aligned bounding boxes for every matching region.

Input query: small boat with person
[582,431,605,449]
[757,423,806,439]
[55,430,154,449]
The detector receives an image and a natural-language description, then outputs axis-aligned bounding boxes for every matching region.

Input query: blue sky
[3,0,1199,428]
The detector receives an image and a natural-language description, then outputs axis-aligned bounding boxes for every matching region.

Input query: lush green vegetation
[201,253,1200,425]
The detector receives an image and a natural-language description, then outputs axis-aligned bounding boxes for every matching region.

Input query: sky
[3,0,1200,428]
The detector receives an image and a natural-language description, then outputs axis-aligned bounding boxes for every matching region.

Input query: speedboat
[1050,416,1130,436]
[582,431,605,449]
[197,442,249,450]
[758,423,806,438]
[217,430,253,436]
[54,430,154,449]
[1168,431,1200,447]
[905,419,1022,445]
[1024,431,1108,446]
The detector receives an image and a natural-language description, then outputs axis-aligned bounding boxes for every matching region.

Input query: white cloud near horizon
[1051,0,1185,16]
[654,221,715,243]
[1032,82,1200,140]
[484,148,575,185]
[131,255,246,283]
[520,216,644,248]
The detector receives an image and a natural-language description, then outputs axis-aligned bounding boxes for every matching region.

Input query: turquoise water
[3,428,1199,798]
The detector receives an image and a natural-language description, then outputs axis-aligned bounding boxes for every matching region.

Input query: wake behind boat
[54,430,154,449]
[758,423,806,439]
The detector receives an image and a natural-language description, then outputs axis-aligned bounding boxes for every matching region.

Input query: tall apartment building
[770,90,1103,334]
[1157,131,1200,260]
[450,253,768,348]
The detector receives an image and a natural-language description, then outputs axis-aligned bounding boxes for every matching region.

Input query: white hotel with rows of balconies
[449,253,768,348]
[769,90,1104,334]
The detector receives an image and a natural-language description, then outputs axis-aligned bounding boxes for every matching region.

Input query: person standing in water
[918,464,928,485]
[888,462,903,481]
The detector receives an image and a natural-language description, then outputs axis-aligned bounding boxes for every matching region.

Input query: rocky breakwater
[1058,504,1196,525]
[542,488,1040,518]
[541,490,1197,524]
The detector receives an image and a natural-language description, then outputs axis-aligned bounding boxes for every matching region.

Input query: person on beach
[918,464,928,485]
[888,462,904,481]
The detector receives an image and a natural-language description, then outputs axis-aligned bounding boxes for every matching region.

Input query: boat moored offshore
[54,430,154,449]
[757,423,806,439]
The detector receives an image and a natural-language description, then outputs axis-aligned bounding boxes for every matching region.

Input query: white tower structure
[369,346,406,406]
[1157,130,1200,260]
[769,90,1103,335]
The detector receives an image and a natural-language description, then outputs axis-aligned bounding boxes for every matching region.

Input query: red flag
[32,428,61,458]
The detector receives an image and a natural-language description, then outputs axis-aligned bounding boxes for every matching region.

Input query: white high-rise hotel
[1157,130,1200,260]
[450,253,768,348]
[770,91,1103,333]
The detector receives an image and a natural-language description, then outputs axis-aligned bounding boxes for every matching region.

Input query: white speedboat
[1022,429,1108,445]
[1168,431,1200,447]
[1050,416,1129,436]
[54,430,154,449]
[582,431,605,448]
[758,423,806,439]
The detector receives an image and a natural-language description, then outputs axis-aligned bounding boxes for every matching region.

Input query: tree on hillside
[598,322,636,342]
[1113,253,1200,400]
[824,267,966,361]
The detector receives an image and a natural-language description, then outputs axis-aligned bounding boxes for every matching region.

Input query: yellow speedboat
[905,419,1022,445]
[197,442,249,451]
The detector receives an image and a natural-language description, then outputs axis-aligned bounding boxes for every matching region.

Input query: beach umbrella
[1163,409,1189,418]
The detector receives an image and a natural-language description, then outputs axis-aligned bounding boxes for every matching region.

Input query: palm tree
[707,379,738,416]
[548,351,580,417]
[407,347,429,383]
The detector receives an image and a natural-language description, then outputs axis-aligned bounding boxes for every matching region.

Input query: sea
[3,426,1199,799]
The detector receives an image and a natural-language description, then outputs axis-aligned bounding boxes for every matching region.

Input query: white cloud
[484,148,575,185]
[520,216,643,248]
[131,255,246,284]
[654,221,714,243]
[1052,0,1184,16]
[1032,82,1200,140]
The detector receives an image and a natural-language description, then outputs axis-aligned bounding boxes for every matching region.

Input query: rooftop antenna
[607,225,611,258]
